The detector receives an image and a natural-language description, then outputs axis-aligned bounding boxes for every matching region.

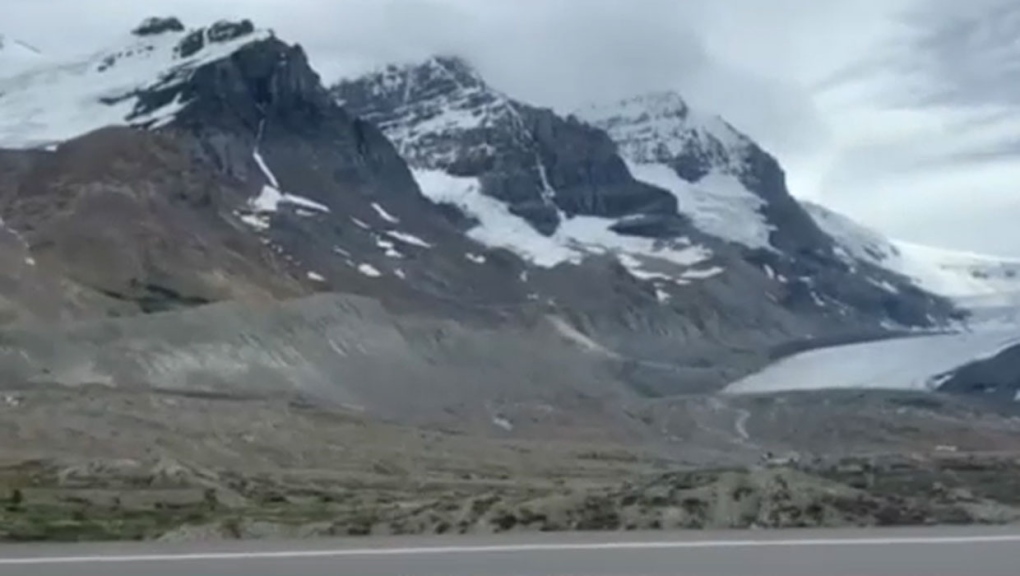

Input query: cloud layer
[811,0,1020,255]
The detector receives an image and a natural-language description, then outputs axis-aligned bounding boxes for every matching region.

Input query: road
[1,526,1019,575]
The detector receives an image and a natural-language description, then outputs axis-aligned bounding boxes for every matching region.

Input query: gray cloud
[811,0,1020,255]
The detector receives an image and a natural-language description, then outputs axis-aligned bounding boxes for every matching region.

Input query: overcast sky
[6,0,1020,255]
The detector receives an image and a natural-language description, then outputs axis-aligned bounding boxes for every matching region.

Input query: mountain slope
[577,92,829,256]
[576,91,960,328]
[0,126,310,317]
[805,201,1020,319]
[0,34,44,77]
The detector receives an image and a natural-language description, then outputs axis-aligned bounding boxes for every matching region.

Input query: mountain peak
[131,16,186,37]
[586,90,692,121]
[0,19,274,149]
[577,90,751,171]
[424,55,486,88]
[332,54,519,170]
[338,53,490,111]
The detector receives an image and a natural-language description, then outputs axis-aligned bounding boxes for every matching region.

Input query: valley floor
[1,387,1020,542]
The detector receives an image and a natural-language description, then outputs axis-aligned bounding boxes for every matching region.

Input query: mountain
[339,65,958,315]
[575,92,969,326]
[0,16,1002,423]
[0,18,528,317]
[333,56,689,238]
[0,18,661,432]
[576,91,826,255]
[805,202,1020,316]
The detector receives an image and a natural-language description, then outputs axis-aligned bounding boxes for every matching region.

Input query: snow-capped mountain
[574,92,1020,401]
[580,90,963,324]
[335,60,959,329]
[333,56,722,284]
[0,34,44,78]
[0,18,269,149]
[579,89,1018,323]
[327,55,986,404]
[576,90,850,260]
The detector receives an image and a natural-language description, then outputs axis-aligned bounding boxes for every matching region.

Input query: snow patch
[357,263,382,277]
[492,416,514,431]
[371,202,400,223]
[306,271,325,282]
[385,230,432,248]
[465,253,486,264]
[412,168,711,278]
[868,278,900,294]
[810,291,826,308]
[237,212,269,230]
[682,266,725,280]
[252,148,279,189]
[655,287,671,303]
[250,185,329,214]
[626,161,774,250]
[375,237,403,258]
[249,135,330,215]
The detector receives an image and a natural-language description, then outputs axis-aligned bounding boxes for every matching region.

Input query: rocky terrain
[0,17,1017,541]
[2,387,1019,542]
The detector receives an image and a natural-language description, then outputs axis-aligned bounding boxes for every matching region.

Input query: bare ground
[1,387,1019,542]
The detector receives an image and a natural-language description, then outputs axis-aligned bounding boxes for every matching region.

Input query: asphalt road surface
[1,526,1019,576]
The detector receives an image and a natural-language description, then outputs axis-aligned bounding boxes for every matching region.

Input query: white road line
[2,534,1020,565]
